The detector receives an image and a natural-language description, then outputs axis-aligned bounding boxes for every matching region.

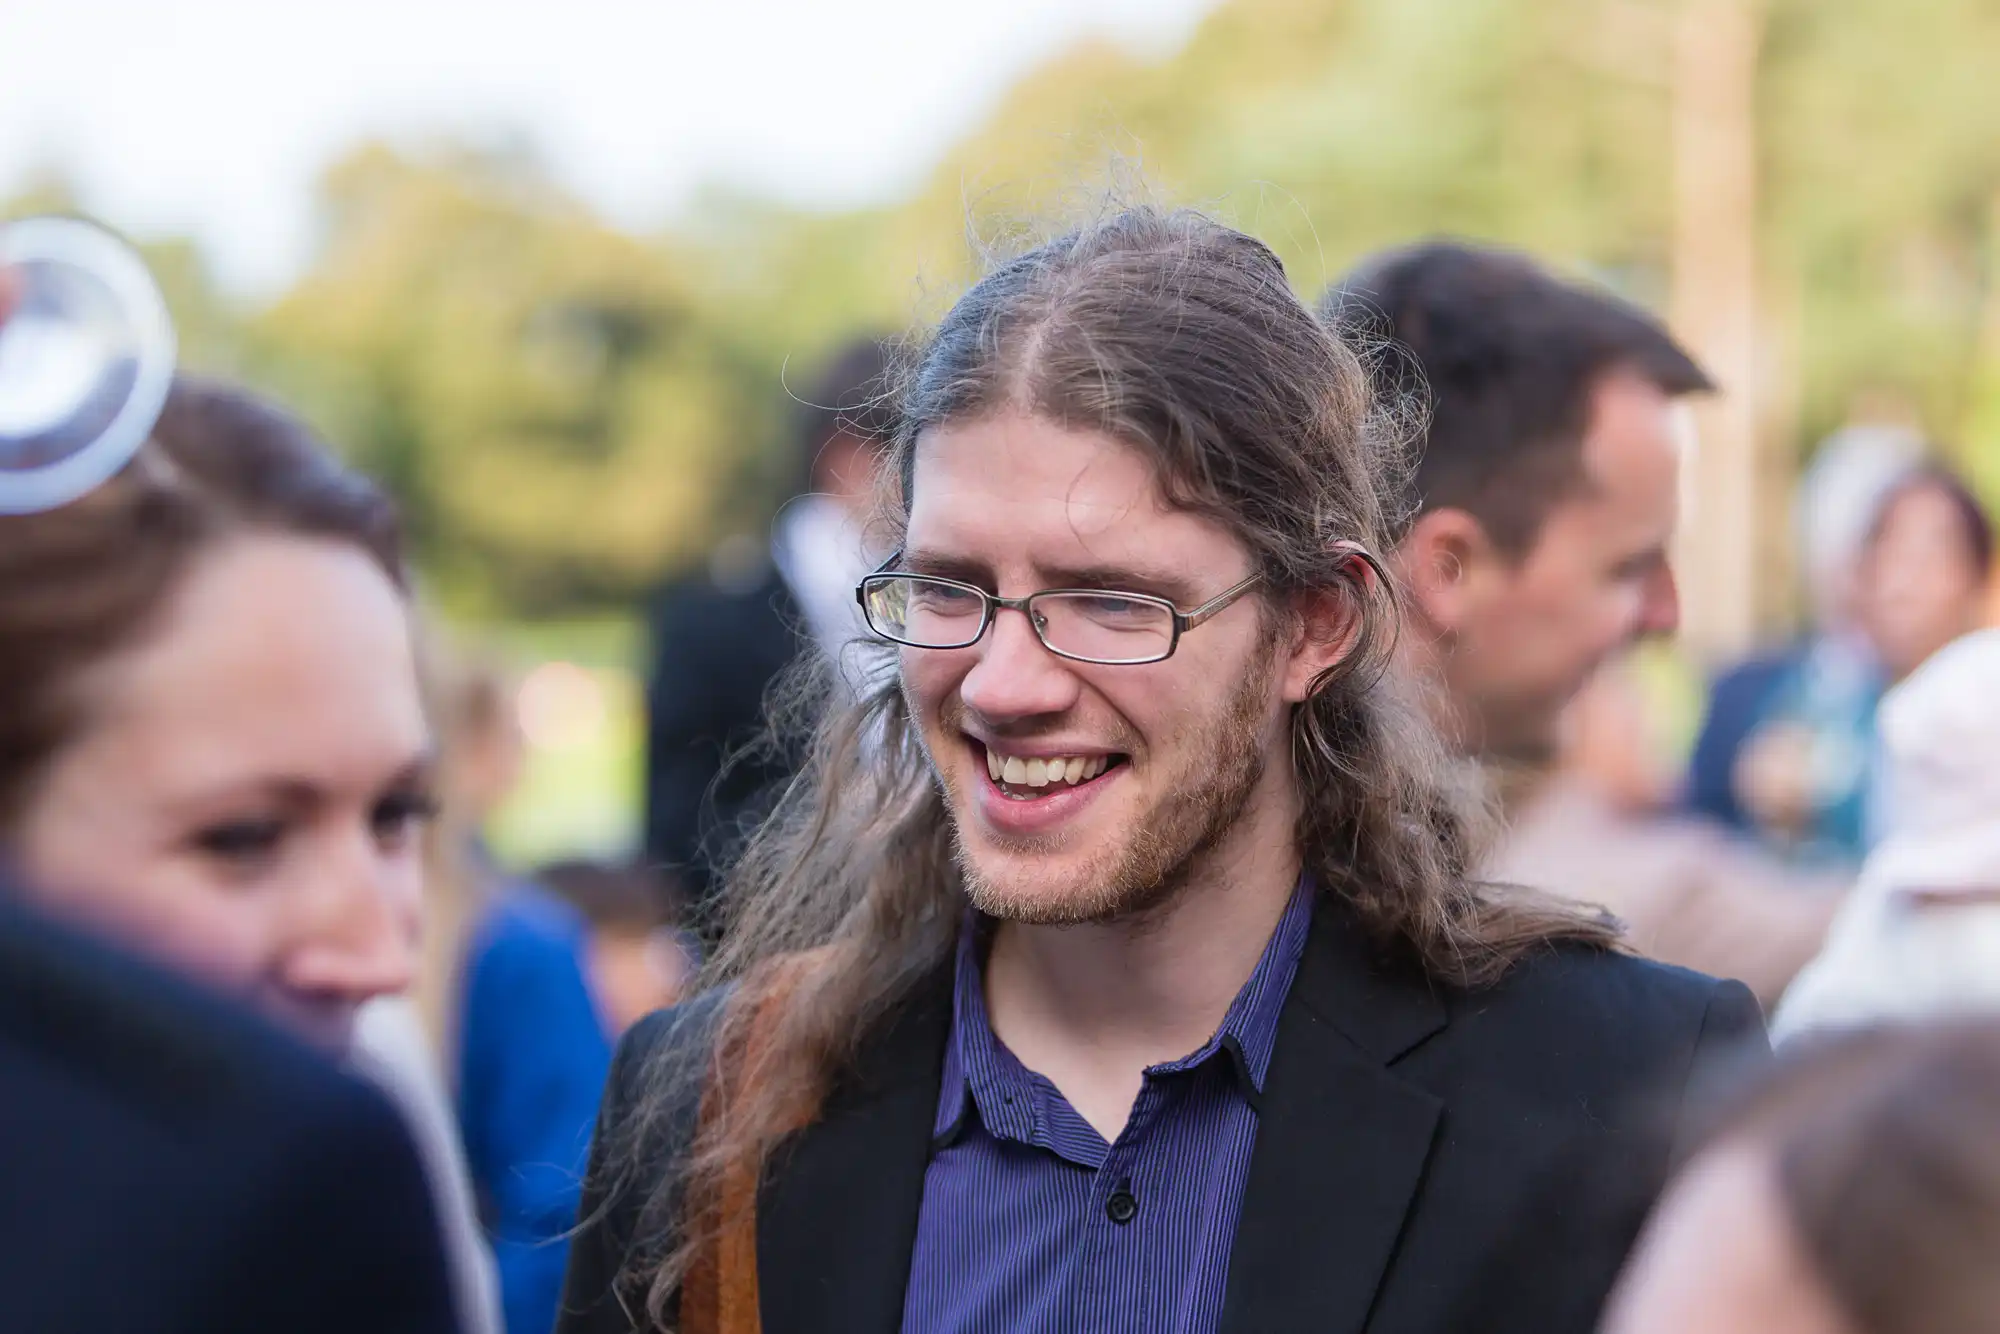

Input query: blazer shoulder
[1500,940,1738,1005]
[1458,942,1766,1068]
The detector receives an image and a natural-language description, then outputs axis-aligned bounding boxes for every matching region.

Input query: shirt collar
[932,875,1316,1142]
[1147,875,1314,1096]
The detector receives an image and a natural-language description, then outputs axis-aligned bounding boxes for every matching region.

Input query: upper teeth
[985,751,1109,787]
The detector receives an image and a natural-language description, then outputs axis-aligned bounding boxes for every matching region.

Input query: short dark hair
[534,858,678,934]
[1321,241,1712,554]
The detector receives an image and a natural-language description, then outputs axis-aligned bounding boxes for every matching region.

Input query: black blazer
[560,901,1766,1334]
[641,560,808,925]
[0,891,463,1334]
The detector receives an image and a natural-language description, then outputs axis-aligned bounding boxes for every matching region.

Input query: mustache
[936,695,1143,754]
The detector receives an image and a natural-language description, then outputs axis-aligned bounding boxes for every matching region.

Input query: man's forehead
[905,413,1248,588]
[1574,378,1684,504]
[908,415,1177,540]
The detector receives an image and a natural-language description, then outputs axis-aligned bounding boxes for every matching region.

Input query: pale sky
[0,0,1219,296]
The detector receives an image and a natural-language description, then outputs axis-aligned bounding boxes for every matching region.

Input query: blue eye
[1071,594,1163,626]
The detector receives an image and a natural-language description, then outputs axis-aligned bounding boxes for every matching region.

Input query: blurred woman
[413,640,525,1053]
[1852,465,1993,686]
[0,378,498,1334]
[1773,629,2000,1039]
[1724,463,1992,867]
[1602,1019,2000,1334]
[440,656,692,1334]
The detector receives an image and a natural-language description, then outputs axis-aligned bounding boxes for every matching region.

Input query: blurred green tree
[21,0,1998,623]
[253,142,792,618]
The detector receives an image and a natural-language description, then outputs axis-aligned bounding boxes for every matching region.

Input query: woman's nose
[281,847,420,1011]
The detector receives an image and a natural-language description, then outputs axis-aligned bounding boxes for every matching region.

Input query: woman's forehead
[65,535,427,793]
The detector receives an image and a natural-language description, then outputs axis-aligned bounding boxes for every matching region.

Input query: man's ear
[1278,549,1379,705]
[1394,507,1497,637]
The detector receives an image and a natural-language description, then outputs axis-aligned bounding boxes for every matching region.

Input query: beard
[937,640,1278,928]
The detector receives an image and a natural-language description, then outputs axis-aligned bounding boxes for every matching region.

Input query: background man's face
[1432,369,1684,762]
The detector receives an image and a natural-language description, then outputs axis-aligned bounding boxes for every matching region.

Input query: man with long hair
[560,208,1764,1334]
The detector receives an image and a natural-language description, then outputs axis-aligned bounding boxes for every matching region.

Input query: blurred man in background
[0,880,462,1334]
[640,338,897,936]
[1316,244,1844,1001]
[1322,241,1711,767]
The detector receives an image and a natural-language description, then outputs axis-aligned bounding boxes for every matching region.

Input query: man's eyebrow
[1035,562,1201,604]
[899,549,1209,603]
[900,549,993,584]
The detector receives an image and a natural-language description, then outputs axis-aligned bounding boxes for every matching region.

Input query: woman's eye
[371,790,440,848]
[194,819,286,865]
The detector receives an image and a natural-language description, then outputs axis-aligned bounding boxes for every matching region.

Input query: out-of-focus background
[7,0,1997,868]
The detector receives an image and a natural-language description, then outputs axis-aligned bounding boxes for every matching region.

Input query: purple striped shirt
[898,881,1314,1333]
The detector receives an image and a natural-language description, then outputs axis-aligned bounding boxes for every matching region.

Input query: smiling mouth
[975,741,1128,800]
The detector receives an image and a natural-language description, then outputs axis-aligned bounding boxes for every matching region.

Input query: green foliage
[13,0,1998,621]
[247,143,796,617]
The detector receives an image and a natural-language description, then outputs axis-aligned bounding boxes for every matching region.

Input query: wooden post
[1669,0,1766,661]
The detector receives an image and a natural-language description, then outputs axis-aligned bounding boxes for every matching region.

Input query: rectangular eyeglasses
[854,551,1262,666]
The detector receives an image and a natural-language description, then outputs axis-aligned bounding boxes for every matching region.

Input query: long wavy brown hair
[612,205,1619,1324]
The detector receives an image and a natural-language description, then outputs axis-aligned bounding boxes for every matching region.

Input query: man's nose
[1636,564,1681,640]
[957,605,1083,722]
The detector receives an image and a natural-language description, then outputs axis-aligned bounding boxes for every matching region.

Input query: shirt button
[1105,1188,1139,1225]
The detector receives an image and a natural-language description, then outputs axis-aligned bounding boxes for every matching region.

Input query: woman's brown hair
[0,375,404,832]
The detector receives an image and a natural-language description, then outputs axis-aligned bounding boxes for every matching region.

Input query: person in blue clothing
[458,879,614,1334]
[458,852,693,1334]
[1689,452,1992,869]
[1685,424,1913,864]
[414,650,606,1334]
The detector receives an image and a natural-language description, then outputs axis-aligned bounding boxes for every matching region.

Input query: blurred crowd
[3,208,1999,1334]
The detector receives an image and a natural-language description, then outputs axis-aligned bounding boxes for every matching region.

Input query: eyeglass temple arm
[854,549,906,607]
[1179,545,1387,629]
[1178,572,1264,630]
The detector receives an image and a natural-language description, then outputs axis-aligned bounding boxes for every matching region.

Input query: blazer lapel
[756,968,952,1334]
[1220,903,1449,1334]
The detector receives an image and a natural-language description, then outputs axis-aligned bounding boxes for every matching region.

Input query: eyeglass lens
[862,576,1176,663]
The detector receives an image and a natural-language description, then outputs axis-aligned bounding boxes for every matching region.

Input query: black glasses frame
[854,551,1264,665]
